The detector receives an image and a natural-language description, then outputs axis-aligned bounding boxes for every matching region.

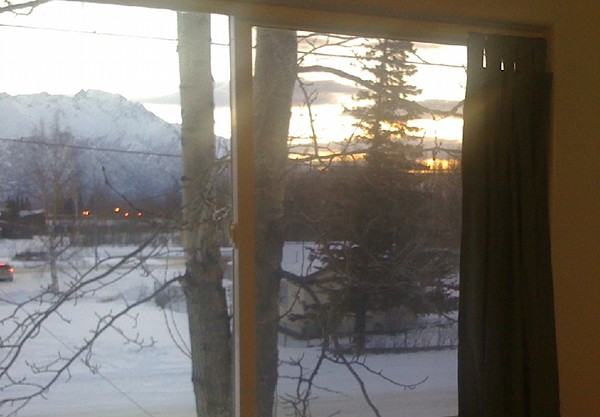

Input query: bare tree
[0,11,297,417]
[176,13,299,417]
[176,16,298,416]
[254,27,299,417]
[177,12,233,417]
[0,231,182,416]
[27,118,82,292]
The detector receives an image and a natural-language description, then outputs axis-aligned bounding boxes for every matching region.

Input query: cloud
[138,92,180,105]
[137,79,462,117]
[293,79,359,106]
[135,81,231,108]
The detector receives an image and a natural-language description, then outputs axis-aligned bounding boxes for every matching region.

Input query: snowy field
[0,240,457,417]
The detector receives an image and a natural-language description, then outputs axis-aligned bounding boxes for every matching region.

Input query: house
[0,208,46,238]
[278,242,458,350]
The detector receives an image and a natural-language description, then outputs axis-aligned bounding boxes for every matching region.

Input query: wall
[550,3,600,417]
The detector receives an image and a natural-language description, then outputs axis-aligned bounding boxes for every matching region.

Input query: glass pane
[0,3,233,416]
[253,27,464,417]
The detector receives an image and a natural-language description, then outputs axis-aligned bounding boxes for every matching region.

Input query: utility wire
[0,21,230,46]
[0,21,178,41]
[298,49,466,69]
[0,22,461,69]
[0,136,181,158]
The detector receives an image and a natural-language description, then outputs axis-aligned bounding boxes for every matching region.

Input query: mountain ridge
[0,90,183,207]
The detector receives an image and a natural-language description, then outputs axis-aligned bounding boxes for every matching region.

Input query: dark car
[0,262,14,281]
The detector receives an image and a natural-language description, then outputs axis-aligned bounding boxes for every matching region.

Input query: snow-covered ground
[0,240,457,417]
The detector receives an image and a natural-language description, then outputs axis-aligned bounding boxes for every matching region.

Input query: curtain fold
[459,33,561,417]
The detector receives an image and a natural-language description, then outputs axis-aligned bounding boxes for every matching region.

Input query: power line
[0,136,181,158]
[0,21,178,41]
[0,21,230,46]
[298,49,466,69]
[0,22,462,70]
[0,22,461,69]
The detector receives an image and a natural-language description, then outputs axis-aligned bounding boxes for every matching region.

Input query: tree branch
[0,275,181,412]
[298,65,371,90]
[298,65,463,118]
[0,0,51,14]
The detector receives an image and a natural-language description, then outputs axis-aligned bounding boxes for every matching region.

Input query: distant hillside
[0,90,459,210]
[0,90,183,207]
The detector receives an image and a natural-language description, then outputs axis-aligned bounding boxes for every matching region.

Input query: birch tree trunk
[178,17,296,417]
[177,13,233,417]
[253,27,297,417]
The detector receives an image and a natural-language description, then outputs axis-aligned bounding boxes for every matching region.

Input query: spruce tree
[312,38,457,353]
[348,38,423,170]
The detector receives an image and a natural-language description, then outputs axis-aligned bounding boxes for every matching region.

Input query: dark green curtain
[459,33,560,417]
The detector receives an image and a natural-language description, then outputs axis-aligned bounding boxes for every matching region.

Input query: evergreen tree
[311,39,457,353]
[347,38,424,170]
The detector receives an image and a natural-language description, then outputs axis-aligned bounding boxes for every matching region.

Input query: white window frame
[224,11,544,417]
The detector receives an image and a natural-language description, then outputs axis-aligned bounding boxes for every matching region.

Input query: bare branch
[298,65,463,118]
[0,0,51,14]
[0,275,180,411]
[0,235,158,381]
[299,65,371,90]
[329,353,382,417]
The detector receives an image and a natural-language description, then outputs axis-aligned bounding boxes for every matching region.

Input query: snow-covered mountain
[0,90,183,206]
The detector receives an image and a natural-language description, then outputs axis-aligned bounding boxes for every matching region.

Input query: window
[248,25,464,417]
[0,2,463,415]
[1,2,558,417]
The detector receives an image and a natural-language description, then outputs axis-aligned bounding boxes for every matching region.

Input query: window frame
[223,11,544,417]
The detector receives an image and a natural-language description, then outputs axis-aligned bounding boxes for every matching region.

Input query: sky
[0,1,466,141]
[0,2,183,120]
